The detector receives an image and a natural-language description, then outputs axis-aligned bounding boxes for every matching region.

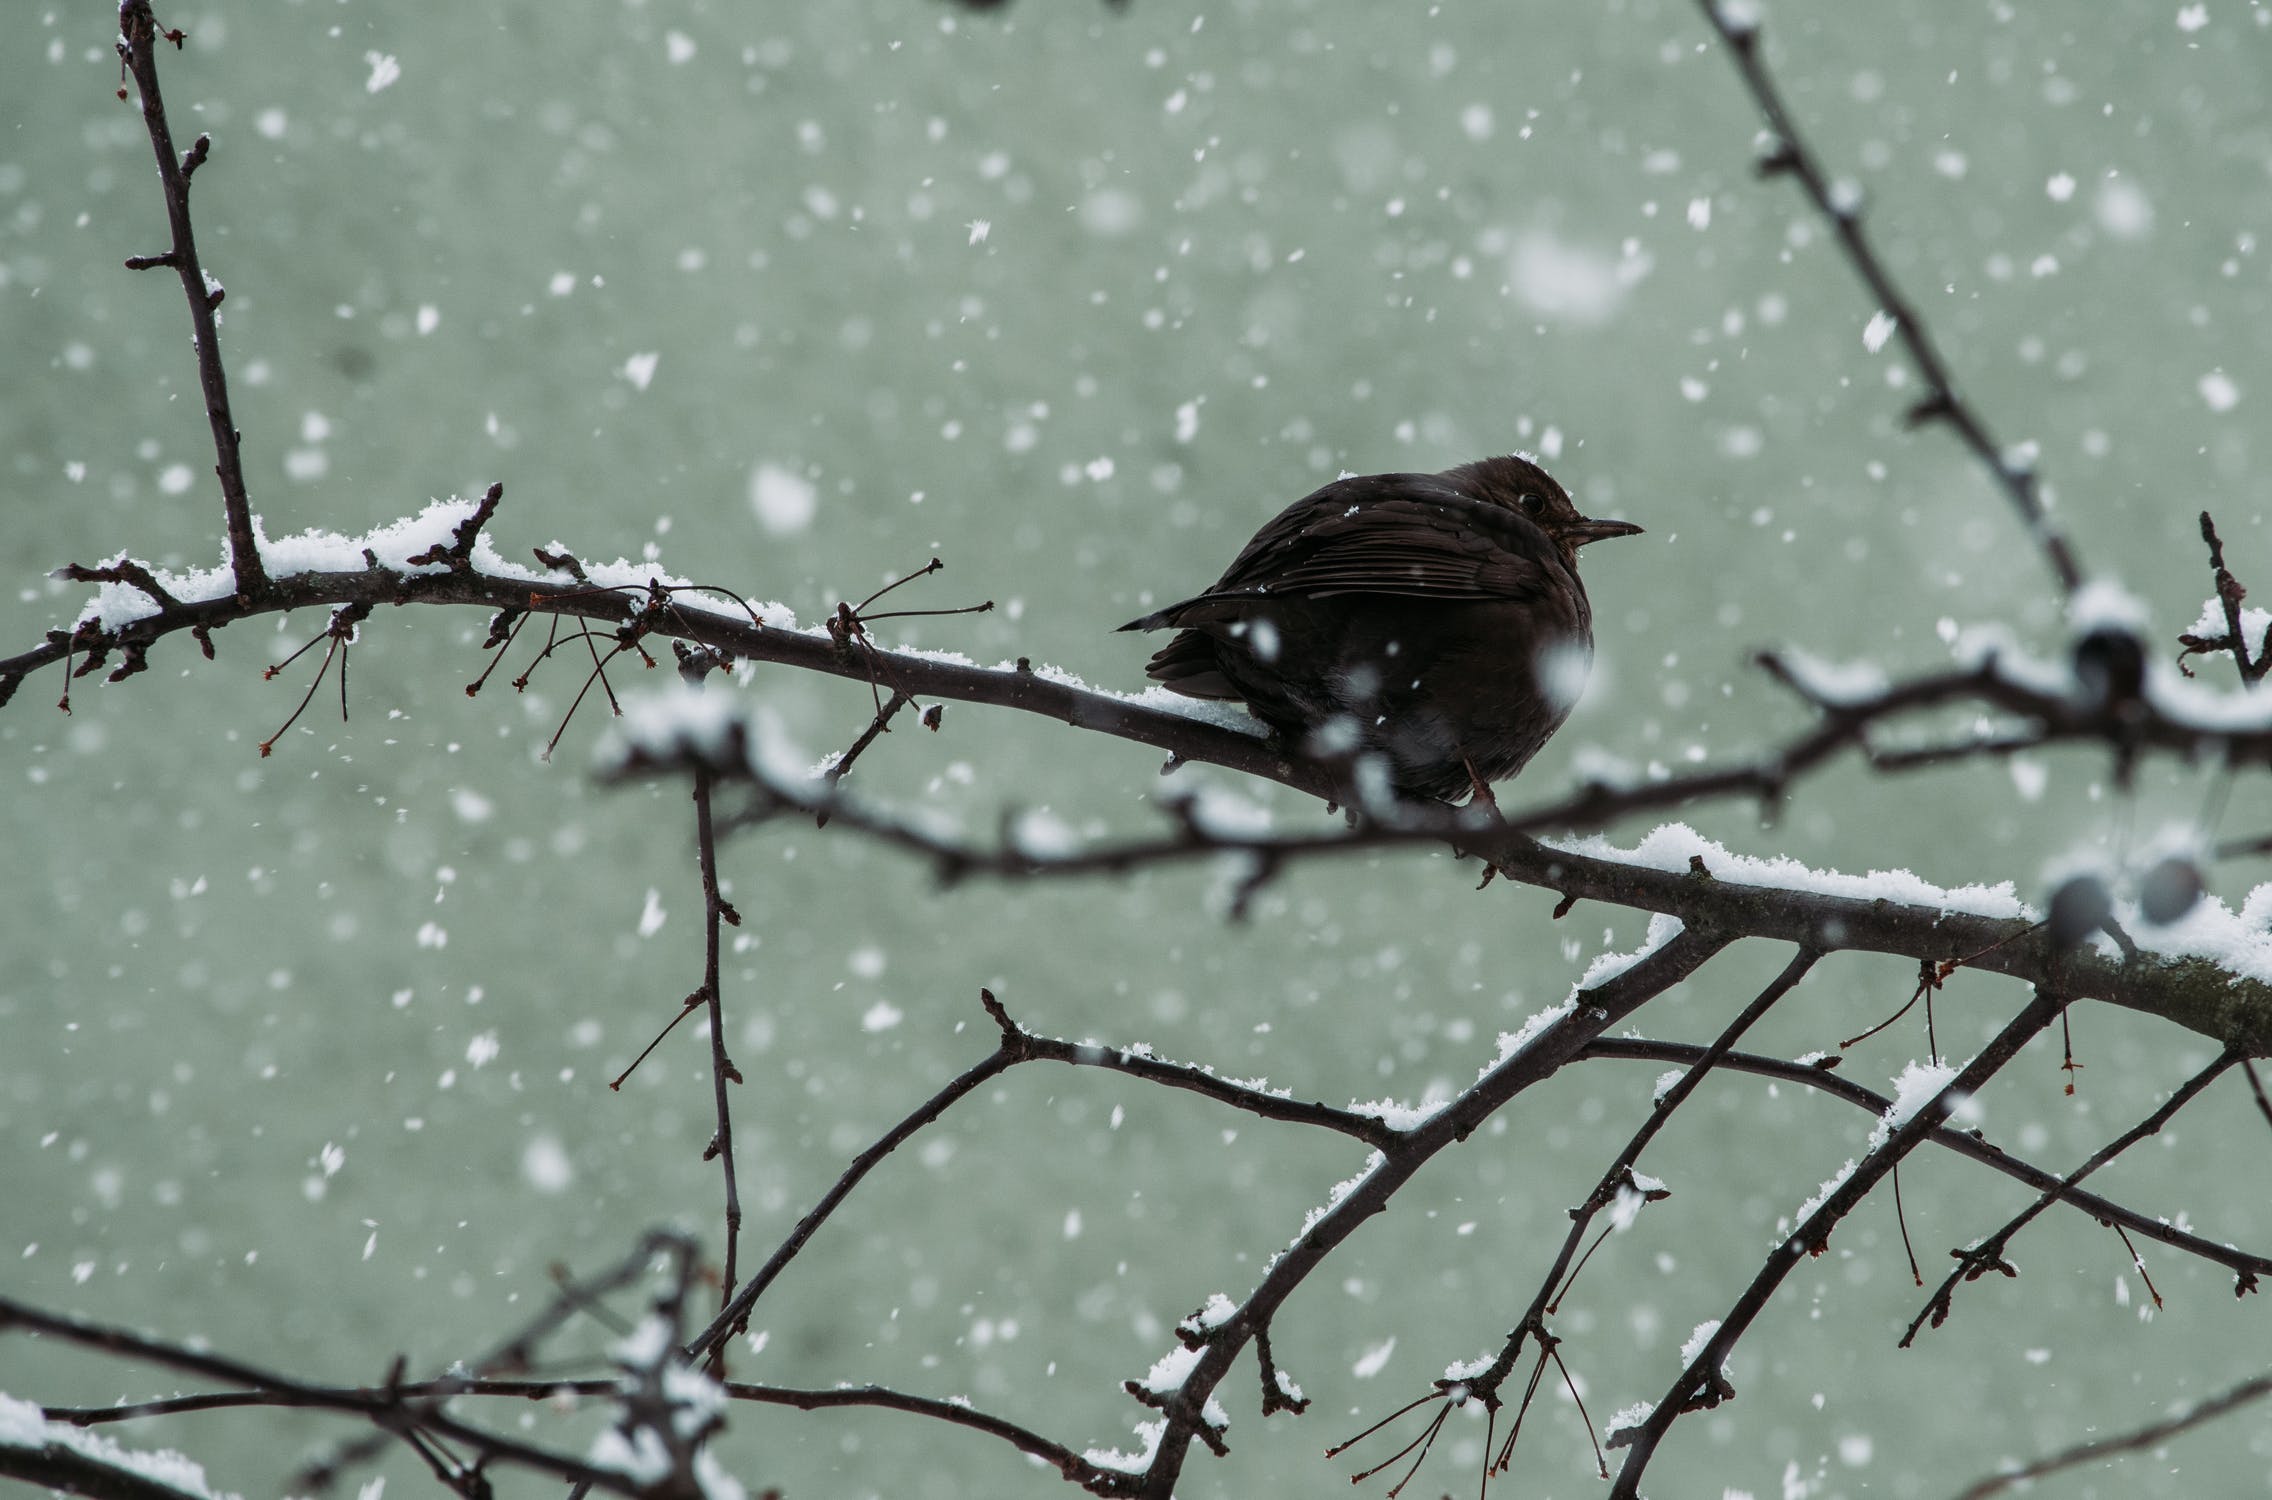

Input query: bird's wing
[1198,474,1559,604]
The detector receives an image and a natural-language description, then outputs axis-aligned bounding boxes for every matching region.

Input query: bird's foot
[1462,759,1510,889]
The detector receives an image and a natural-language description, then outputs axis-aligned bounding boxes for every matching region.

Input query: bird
[1120,455,1640,804]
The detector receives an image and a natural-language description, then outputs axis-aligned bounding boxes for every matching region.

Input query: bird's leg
[1463,758,1501,814]
[1463,757,1509,890]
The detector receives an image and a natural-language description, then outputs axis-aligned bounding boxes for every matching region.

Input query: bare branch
[691,765,745,1365]
[1689,0,2084,594]
[614,709,2272,1055]
[1604,992,2063,1494]
[1952,1368,2272,1500]
[1131,927,1733,1498]
[1579,1037,2272,1285]
[0,1292,648,1495]
[115,2,265,598]
[1903,1051,2244,1343]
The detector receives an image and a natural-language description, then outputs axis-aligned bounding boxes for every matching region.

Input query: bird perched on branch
[1121,455,1641,804]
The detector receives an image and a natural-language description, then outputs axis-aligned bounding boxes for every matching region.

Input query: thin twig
[0,1292,645,1495]
[1950,1368,2272,1500]
[692,766,744,1369]
[116,2,266,598]
[1605,991,2064,1497]
[1690,0,2083,594]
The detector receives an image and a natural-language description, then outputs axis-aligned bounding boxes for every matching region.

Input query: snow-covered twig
[1601,992,2063,1496]
[1901,1050,2248,1345]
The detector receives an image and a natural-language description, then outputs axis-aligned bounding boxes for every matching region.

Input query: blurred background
[4,2,2269,1495]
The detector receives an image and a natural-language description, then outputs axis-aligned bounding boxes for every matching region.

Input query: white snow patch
[1609,1172,1665,1231]
[1184,785,1272,839]
[2069,578,2150,634]
[1182,1293,1238,1334]
[1441,1352,1494,1382]
[1794,1160,1858,1227]
[588,1426,669,1486]
[1869,1060,1961,1151]
[1579,912,1687,990]
[1084,1419,1165,1474]
[1296,1152,1386,1241]
[1134,1343,1203,1394]
[1351,1337,1397,1379]
[612,1314,673,1370]
[1776,648,1889,706]
[70,496,785,639]
[2187,596,2271,651]
[0,1393,239,1500]
[607,694,820,792]
[1489,998,1579,1075]
[1604,1401,1654,1442]
[1550,824,2025,921]
[1010,809,1079,859]
[1350,1095,1445,1131]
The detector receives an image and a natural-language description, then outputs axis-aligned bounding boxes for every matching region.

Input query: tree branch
[1951,1367,2272,1500]
[115,1,266,599]
[1689,0,2083,594]
[1605,991,2064,1495]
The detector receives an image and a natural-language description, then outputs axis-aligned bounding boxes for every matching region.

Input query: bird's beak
[1566,516,1644,547]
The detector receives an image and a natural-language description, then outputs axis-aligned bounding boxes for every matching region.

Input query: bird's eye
[1517,492,1545,515]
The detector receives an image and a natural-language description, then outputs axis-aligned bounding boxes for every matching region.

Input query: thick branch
[0,1439,215,1500]
[1462,949,1822,1406]
[1133,926,1732,1498]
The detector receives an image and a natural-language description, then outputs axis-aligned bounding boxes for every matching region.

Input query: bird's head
[1450,454,1644,562]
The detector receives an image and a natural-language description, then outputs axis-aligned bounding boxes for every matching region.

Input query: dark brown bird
[1121,455,1640,804]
